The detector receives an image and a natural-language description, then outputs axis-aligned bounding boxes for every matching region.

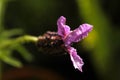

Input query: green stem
[15,35,38,43]
[0,35,38,49]
[0,35,38,79]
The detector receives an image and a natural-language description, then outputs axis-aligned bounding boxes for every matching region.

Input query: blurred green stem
[0,0,7,79]
[76,0,112,77]
[0,35,38,49]
[0,35,37,80]
[0,0,7,32]
[15,35,38,43]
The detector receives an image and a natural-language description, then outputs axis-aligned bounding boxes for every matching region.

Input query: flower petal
[67,47,84,72]
[57,16,71,37]
[64,23,93,46]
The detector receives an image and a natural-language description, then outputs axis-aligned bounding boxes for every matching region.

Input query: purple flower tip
[57,16,70,37]
[68,47,84,72]
[57,16,93,72]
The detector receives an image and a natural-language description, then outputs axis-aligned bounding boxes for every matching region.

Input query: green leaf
[0,51,22,68]
[15,44,33,62]
[2,56,22,68]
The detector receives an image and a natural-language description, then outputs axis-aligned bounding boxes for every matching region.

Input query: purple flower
[57,16,93,72]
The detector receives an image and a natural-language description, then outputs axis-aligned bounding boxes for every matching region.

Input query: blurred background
[0,0,120,80]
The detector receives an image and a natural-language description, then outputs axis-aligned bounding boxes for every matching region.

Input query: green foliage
[15,44,33,62]
[0,50,22,67]
[0,0,35,69]
[0,29,33,67]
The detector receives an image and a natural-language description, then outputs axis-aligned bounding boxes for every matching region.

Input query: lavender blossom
[57,16,93,72]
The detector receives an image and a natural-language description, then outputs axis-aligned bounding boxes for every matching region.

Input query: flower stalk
[15,35,38,44]
[0,35,38,49]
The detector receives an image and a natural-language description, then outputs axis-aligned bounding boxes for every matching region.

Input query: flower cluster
[57,16,93,72]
